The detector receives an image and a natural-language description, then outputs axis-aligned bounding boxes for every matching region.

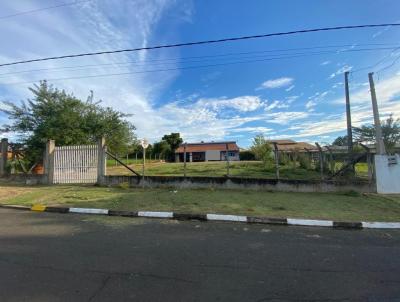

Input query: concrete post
[189,152,193,162]
[315,143,324,180]
[225,143,230,177]
[272,142,279,180]
[44,140,55,184]
[368,72,386,155]
[183,143,187,177]
[97,137,106,184]
[0,138,9,176]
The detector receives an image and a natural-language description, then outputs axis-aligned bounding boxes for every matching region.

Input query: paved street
[0,208,400,301]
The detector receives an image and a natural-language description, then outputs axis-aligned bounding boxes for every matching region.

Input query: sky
[0,0,400,148]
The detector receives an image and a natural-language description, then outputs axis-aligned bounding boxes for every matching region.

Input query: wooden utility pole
[368,72,386,155]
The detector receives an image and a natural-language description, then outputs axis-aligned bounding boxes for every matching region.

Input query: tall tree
[0,81,136,163]
[250,134,273,167]
[160,133,183,161]
[332,135,348,146]
[353,114,400,152]
[161,133,183,151]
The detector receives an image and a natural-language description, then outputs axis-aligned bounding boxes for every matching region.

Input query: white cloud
[264,100,289,111]
[230,126,273,134]
[285,85,295,92]
[264,111,310,125]
[197,96,264,112]
[320,60,331,66]
[305,100,316,110]
[329,65,352,79]
[257,77,294,89]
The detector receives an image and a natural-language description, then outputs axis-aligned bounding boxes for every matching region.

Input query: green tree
[332,135,348,146]
[159,133,183,161]
[353,114,400,152]
[250,134,273,167]
[152,140,171,159]
[0,81,136,163]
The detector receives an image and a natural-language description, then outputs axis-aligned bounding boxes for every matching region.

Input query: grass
[107,161,325,179]
[1,181,400,222]
[107,160,370,180]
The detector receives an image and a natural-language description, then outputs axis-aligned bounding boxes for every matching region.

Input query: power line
[3,48,399,85]
[351,46,400,73]
[0,45,398,78]
[0,43,398,77]
[1,23,399,68]
[0,0,91,20]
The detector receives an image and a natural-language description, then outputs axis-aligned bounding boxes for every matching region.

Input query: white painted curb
[362,222,400,229]
[138,211,173,218]
[206,214,247,222]
[69,208,109,215]
[287,218,333,227]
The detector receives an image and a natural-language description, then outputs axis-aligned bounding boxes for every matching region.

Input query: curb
[1,204,400,229]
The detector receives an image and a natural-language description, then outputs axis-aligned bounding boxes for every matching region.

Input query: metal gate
[53,145,98,184]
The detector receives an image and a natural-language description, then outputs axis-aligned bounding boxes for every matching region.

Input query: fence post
[183,143,187,177]
[272,142,279,180]
[43,140,55,184]
[97,137,106,184]
[225,143,230,177]
[315,143,324,180]
[0,138,8,177]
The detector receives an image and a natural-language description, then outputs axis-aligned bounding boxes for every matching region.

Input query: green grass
[107,160,370,180]
[1,182,400,222]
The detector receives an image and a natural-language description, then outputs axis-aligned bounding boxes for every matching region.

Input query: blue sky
[0,0,400,147]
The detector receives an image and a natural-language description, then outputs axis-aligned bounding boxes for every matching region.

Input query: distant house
[175,141,240,162]
[266,139,318,153]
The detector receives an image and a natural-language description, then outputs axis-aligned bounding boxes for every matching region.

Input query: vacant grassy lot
[1,181,399,222]
[108,160,368,179]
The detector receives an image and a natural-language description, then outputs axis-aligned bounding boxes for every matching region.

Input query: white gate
[53,145,98,184]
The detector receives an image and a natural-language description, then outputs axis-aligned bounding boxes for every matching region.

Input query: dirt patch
[0,186,33,201]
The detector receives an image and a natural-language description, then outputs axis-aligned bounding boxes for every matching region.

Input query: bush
[239,150,255,161]
[298,153,311,170]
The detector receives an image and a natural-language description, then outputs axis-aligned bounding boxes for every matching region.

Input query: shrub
[239,150,256,161]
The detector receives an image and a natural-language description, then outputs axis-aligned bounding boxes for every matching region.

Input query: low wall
[0,174,47,185]
[100,175,375,193]
[375,154,400,194]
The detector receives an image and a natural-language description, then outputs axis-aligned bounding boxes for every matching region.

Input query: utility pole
[368,72,386,155]
[344,72,353,154]
[344,71,355,173]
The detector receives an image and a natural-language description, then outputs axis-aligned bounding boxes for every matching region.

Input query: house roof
[176,141,239,153]
[266,140,318,152]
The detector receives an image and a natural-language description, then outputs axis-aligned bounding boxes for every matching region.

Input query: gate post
[44,140,55,184]
[97,137,107,184]
[0,138,9,177]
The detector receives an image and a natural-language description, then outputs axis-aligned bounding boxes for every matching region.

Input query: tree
[250,134,273,167]
[0,81,136,163]
[152,140,171,159]
[332,135,348,146]
[159,133,183,161]
[353,114,400,152]
[161,133,183,151]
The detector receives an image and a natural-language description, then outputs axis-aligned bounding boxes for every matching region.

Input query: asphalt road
[0,208,400,302]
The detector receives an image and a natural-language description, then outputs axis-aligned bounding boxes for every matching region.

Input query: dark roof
[176,141,239,153]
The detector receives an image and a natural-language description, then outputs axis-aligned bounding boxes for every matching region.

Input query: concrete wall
[375,154,400,194]
[99,175,374,193]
